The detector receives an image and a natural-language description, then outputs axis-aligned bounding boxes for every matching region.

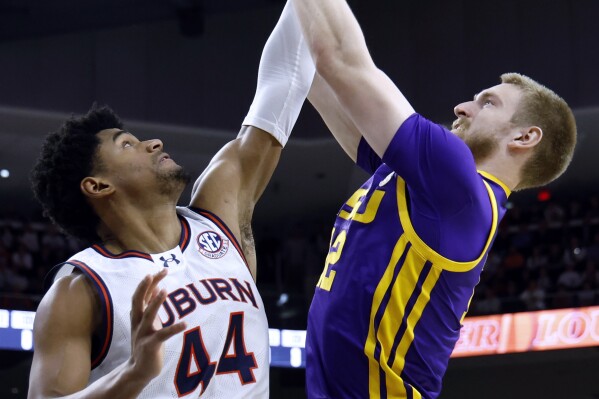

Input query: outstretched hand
[128,269,187,382]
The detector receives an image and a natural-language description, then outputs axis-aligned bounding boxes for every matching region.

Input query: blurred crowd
[470,194,599,315]
[0,220,85,309]
[254,193,599,325]
[1,193,598,326]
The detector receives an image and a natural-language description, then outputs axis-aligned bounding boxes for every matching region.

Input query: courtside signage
[452,306,599,357]
[2,306,598,366]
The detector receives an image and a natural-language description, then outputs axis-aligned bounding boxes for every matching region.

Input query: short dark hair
[31,105,123,243]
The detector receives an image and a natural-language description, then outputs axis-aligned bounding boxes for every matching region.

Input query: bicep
[322,62,415,158]
[28,275,97,398]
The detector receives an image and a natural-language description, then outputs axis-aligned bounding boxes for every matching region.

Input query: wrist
[123,358,155,387]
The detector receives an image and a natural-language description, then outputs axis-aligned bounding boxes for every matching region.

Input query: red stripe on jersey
[68,260,114,369]
[179,215,191,252]
[91,244,153,261]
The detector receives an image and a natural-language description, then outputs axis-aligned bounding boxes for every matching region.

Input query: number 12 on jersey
[175,312,257,396]
[317,188,385,292]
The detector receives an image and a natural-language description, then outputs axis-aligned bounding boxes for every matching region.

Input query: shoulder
[35,272,100,342]
[384,113,474,171]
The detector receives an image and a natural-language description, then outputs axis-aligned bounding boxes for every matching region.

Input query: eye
[122,141,132,148]
[483,99,494,107]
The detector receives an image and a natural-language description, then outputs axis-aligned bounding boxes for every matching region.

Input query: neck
[96,198,182,254]
[476,154,523,192]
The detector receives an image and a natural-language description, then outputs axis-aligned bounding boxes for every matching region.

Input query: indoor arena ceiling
[0,0,598,217]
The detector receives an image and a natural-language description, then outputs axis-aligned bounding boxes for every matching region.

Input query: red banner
[452,306,599,357]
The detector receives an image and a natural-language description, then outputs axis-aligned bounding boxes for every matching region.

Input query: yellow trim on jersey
[365,234,411,397]
[364,235,440,398]
[477,170,512,197]
[386,265,441,397]
[396,177,499,272]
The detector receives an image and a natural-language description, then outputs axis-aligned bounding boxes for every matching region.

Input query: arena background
[0,0,598,397]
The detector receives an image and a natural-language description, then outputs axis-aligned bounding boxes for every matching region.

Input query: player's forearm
[292,0,371,77]
[308,73,361,162]
[30,361,150,399]
[242,1,315,147]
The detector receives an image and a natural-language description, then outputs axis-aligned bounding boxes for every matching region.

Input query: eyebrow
[475,91,502,104]
[112,130,127,143]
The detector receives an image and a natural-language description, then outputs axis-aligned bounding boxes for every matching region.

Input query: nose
[454,102,472,118]
[146,139,163,152]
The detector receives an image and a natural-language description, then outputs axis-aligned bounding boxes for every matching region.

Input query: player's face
[451,83,523,163]
[93,128,190,197]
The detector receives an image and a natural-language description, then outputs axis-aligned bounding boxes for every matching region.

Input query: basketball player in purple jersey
[27,4,314,399]
[286,1,577,397]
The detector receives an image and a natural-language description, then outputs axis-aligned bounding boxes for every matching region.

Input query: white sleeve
[242,1,316,147]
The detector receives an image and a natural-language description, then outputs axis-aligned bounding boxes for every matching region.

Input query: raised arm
[292,0,414,158]
[308,73,362,162]
[190,2,314,278]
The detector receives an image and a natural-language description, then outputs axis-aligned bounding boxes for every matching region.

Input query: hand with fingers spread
[128,269,187,383]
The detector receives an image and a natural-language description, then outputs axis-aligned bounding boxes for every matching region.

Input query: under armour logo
[159,254,180,267]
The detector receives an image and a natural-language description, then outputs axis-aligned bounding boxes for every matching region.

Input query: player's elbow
[312,45,348,81]
[311,40,370,86]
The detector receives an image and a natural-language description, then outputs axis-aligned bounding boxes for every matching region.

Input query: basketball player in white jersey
[27,4,314,398]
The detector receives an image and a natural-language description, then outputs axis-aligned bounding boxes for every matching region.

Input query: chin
[453,130,467,140]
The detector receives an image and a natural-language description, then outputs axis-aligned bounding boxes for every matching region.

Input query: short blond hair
[501,73,577,190]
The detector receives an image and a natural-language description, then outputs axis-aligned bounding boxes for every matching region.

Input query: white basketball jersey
[52,207,269,398]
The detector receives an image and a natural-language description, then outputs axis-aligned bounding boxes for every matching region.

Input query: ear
[508,126,543,151]
[80,177,115,199]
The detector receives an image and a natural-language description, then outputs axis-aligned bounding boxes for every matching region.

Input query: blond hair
[500,73,577,190]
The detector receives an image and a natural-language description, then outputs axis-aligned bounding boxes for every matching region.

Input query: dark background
[1,0,599,217]
[0,1,598,398]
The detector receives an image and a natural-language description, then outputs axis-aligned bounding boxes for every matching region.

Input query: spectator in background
[65,234,84,255]
[546,242,565,274]
[1,226,14,250]
[537,267,553,293]
[474,287,502,315]
[19,223,39,254]
[581,260,599,287]
[503,281,525,313]
[510,224,533,254]
[557,262,582,291]
[567,200,583,220]
[482,250,502,275]
[11,243,34,276]
[587,232,599,263]
[577,281,596,307]
[527,244,548,271]
[528,203,544,224]
[544,201,566,224]
[4,259,28,293]
[491,227,510,255]
[41,225,67,262]
[562,236,587,267]
[502,246,526,284]
[533,220,562,248]
[519,279,546,310]
[0,243,9,290]
[553,284,575,308]
[586,196,599,220]
[281,224,310,294]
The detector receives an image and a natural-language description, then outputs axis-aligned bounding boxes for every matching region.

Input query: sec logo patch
[196,231,229,259]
